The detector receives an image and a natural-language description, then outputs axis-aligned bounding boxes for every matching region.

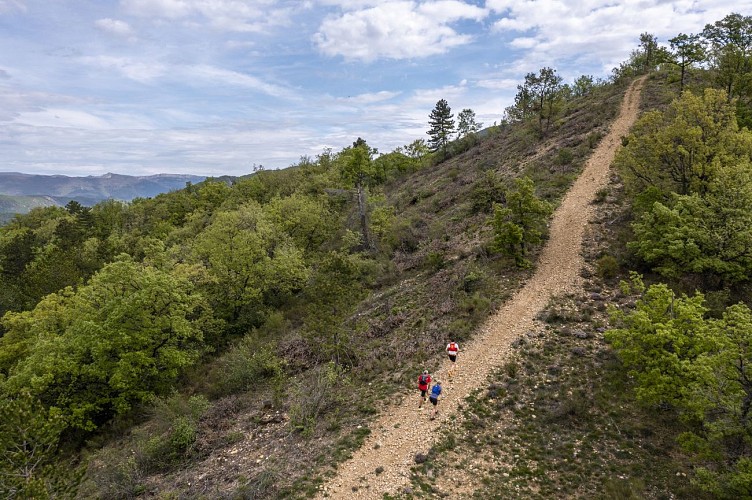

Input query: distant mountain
[0,172,207,222]
[0,172,207,201]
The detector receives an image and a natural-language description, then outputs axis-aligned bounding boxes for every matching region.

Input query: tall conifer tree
[427,99,455,159]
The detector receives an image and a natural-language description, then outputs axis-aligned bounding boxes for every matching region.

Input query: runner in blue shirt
[428,380,442,419]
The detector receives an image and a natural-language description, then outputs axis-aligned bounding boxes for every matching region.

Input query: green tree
[702,13,752,100]
[0,392,82,498]
[606,275,710,408]
[427,99,455,159]
[630,162,752,286]
[571,75,595,97]
[616,88,746,197]
[192,203,308,326]
[1,258,210,430]
[669,33,706,93]
[490,177,553,266]
[608,277,752,496]
[340,138,379,252]
[639,32,660,72]
[506,68,564,136]
[302,251,369,367]
[456,108,483,138]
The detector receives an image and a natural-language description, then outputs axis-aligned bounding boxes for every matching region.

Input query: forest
[2,12,752,499]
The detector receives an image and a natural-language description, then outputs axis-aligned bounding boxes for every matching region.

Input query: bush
[595,254,619,279]
[425,251,445,271]
[555,148,574,166]
[210,338,286,398]
[136,394,210,472]
[288,362,350,437]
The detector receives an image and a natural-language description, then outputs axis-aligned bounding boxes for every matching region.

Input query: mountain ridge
[0,171,208,221]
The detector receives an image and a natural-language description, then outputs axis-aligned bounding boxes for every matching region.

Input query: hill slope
[315,76,647,499]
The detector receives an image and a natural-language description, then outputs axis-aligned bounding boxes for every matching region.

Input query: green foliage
[0,258,210,430]
[608,275,752,495]
[490,176,554,266]
[424,251,445,271]
[595,254,620,279]
[702,13,752,107]
[630,162,752,285]
[137,394,210,472]
[427,99,455,159]
[192,202,309,326]
[555,147,574,166]
[470,170,506,213]
[456,108,483,138]
[209,338,287,398]
[505,67,565,136]
[606,277,710,407]
[0,392,83,498]
[615,88,748,197]
[288,362,350,437]
[668,33,706,92]
[302,251,370,367]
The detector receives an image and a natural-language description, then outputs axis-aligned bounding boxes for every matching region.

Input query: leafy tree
[427,99,455,159]
[302,251,369,367]
[1,258,210,430]
[490,176,553,266]
[616,88,746,197]
[0,392,82,498]
[265,193,333,254]
[630,162,752,286]
[639,32,661,72]
[572,75,595,97]
[669,33,706,93]
[506,68,564,136]
[340,138,379,252]
[457,108,483,138]
[607,276,752,496]
[686,303,752,497]
[403,138,430,162]
[192,203,308,326]
[606,275,710,408]
[702,13,752,100]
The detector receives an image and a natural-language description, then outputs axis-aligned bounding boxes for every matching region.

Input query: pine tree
[427,99,455,159]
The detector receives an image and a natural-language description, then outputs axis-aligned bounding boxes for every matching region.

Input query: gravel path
[316,77,645,499]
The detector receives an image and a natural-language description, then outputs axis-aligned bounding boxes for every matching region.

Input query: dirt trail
[316,77,645,499]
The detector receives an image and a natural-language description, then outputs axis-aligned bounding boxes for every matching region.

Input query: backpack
[419,374,429,385]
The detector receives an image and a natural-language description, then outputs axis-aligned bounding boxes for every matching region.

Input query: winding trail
[316,77,645,499]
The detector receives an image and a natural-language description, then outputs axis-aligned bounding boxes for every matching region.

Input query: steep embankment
[316,76,646,499]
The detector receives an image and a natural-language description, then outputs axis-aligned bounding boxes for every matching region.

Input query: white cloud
[337,90,401,104]
[0,0,25,14]
[80,56,167,83]
[314,1,487,61]
[484,0,746,77]
[180,65,293,98]
[120,0,293,32]
[95,18,135,38]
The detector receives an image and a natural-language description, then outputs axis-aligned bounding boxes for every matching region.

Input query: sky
[0,1,748,177]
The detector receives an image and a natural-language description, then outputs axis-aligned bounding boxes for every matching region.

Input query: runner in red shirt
[417,370,432,408]
[446,341,459,377]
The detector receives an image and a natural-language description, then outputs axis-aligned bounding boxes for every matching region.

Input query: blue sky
[0,0,747,177]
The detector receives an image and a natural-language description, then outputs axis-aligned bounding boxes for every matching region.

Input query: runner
[446,341,459,377]
[428,380,442,419]
[417,370,432,408]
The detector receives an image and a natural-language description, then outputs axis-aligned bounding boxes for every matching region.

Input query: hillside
[3,18,752,497]
[73,77,628,497]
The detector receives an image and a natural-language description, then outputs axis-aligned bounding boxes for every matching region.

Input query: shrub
[425,251,445,271]
[595,254,619,279]
[555,148,574,166]
[210,338,286,398]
